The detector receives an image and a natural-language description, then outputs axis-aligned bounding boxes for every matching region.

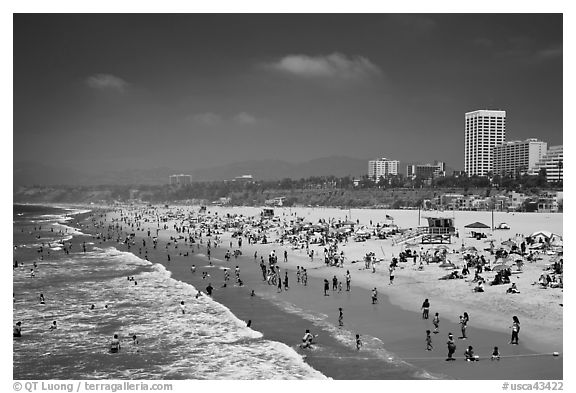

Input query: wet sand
[69,209,563,379]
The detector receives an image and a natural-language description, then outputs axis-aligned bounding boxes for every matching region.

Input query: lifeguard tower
[420,217,455,244]
[394,216,455,245]
[261,208,274,218]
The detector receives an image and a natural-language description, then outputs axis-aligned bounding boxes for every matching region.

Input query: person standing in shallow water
[324,279,329,296]
[371,288,378,304]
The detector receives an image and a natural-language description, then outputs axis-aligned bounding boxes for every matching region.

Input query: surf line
[306,352,560,361]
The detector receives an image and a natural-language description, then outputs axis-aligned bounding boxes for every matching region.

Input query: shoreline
[64,203,562,379]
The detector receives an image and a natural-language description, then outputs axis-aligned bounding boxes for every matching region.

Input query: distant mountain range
[13,157,368,186]
[14,157,457,186]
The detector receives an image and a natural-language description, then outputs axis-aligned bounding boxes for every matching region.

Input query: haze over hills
[14,157,462,187]
[14,157,368,186]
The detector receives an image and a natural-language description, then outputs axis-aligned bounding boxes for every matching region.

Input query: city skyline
[14,14,562,175]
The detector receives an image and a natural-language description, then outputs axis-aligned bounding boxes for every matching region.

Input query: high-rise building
[169,174,192,186]
[368,158,399,181]
[464,110,506,176]
[407,161,446,179]
[529,145,563,182]
[492,138,548,176]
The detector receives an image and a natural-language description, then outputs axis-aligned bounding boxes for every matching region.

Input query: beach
[13,203,563,379]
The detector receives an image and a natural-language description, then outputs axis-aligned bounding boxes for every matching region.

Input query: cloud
[264,53,382,80]
[188,112,223,126]
[536,47,562,59]
[187,112,260,126]
[233,112,258,125]
[85,74,129,92]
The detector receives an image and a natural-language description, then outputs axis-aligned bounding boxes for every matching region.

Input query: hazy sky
[13,14,563,172]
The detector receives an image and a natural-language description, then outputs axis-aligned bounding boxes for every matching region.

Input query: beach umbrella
[492,264,510,272]
[464,246,478,252]
[550,239,563,247]
[464,222,491,229]
[342,220,356,225]
[435,245,450,250]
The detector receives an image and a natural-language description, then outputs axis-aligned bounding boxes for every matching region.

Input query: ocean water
[13,205,326,380]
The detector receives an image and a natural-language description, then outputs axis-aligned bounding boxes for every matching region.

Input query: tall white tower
[464,110,506,176]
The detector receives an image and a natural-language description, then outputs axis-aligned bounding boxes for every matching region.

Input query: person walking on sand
[510,316,520,345]
[284,272,289,290]
[433,312,440,334]
[459,312,469,340]
[284,250,288,262]
[338,308,344,327]
[389,264,395,285]
[446,333,456,361]
[345,270,351,291]
[302,269,308,286]
[323,279,330,296]
[426,330,433,351]
[371,288,378,304]
[296,266,301,283]
[278,276,283,293]
[421,298,430,319]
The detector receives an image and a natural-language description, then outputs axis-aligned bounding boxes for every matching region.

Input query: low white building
[169,174,192,186]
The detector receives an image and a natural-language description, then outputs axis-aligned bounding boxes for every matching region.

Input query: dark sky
[13,14,563,172]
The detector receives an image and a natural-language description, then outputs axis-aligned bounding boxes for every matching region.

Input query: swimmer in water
[355,334,362,350]
[110,334,121,353]
[13,321,22,338]
[39,293,45,304]
[301,329,314,349]
[180,301,186,314]
[49,321,57,330]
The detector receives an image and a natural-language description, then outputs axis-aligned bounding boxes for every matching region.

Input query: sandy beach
[68,203,562,379]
